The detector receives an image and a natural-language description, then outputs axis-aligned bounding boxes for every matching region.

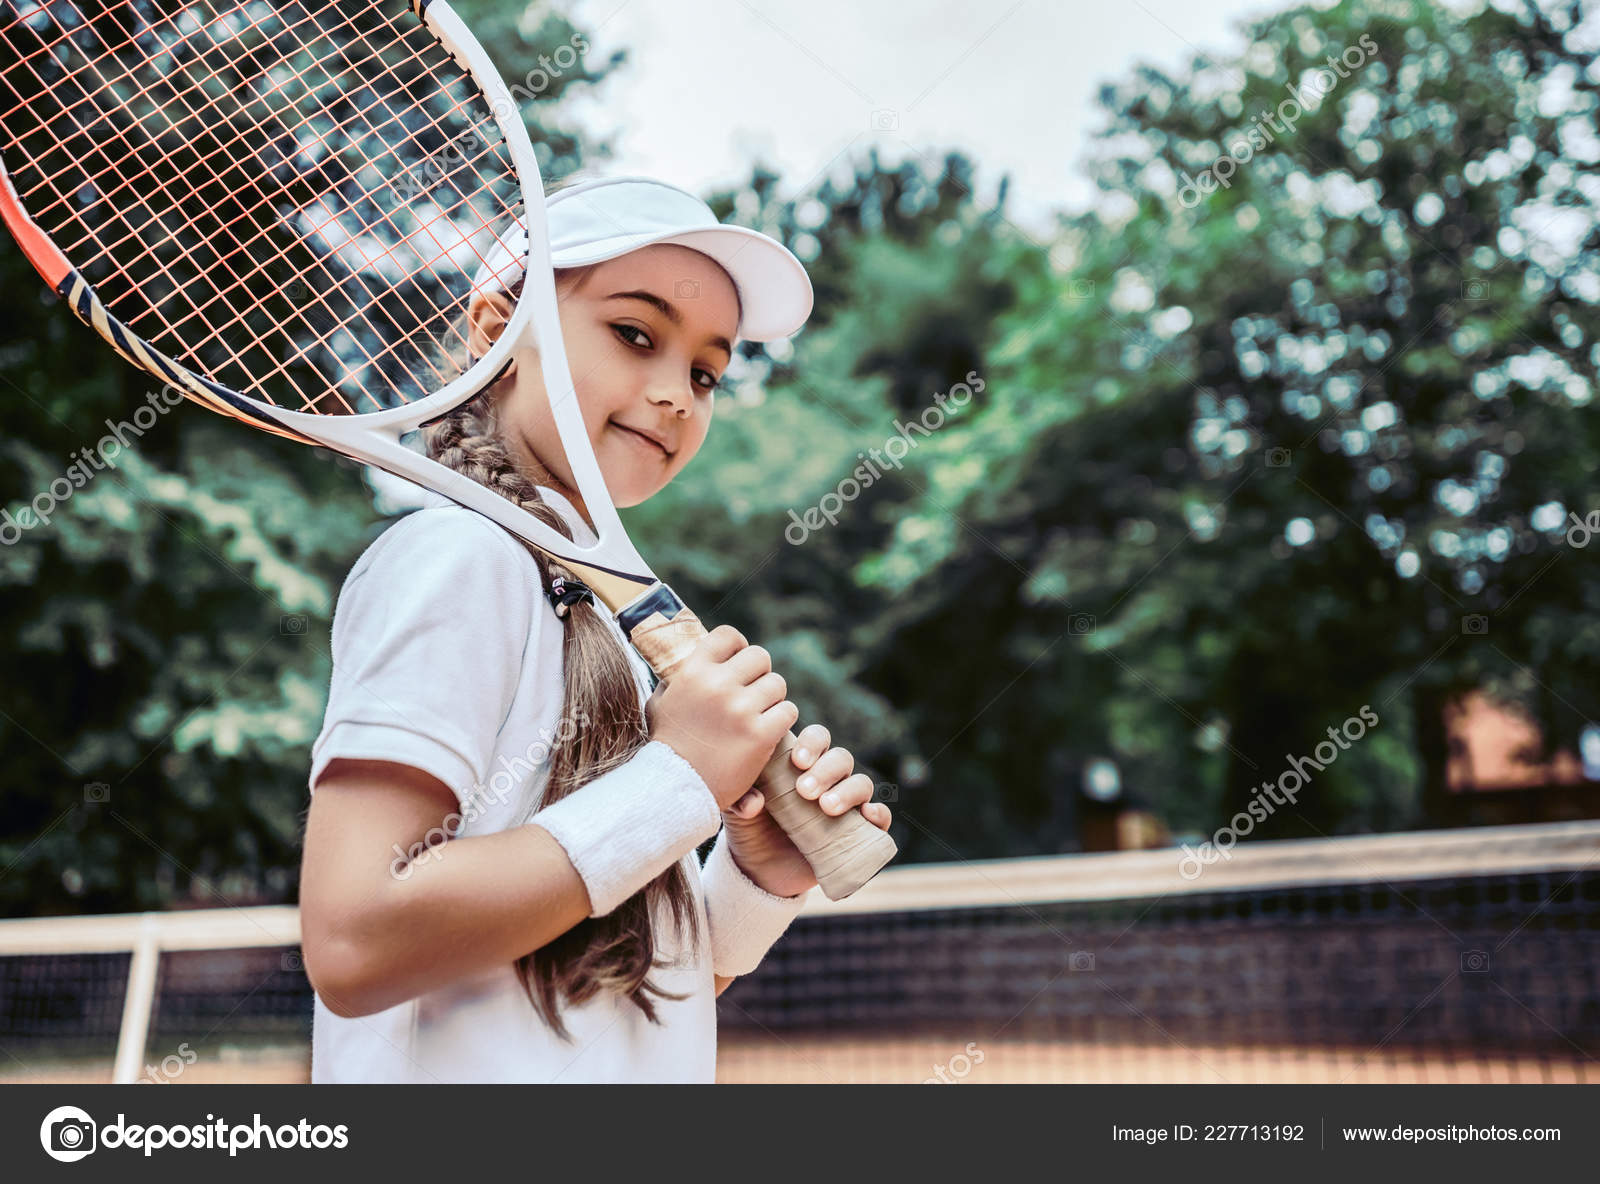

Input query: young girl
[298,175,892,1083]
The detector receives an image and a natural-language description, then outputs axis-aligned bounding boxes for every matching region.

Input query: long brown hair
[422,256,722,1040]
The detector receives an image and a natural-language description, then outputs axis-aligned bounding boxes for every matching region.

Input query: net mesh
[716,831,1600,1083]
[0,945,313,1084]
[1,826,1596,1083]
[0,0,522,412]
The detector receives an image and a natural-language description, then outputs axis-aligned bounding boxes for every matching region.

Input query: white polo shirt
[306,486,807,1083]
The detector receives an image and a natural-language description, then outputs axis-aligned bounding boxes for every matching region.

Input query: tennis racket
[0,0,896,899]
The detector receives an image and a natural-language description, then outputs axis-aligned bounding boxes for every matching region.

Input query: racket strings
[2,2,420,410]
[30,9,425,300]
[0,0,522,413]
[63,9,473,408]
[123,3,504,407]
[12,4,453,279]
[20,5,407,237]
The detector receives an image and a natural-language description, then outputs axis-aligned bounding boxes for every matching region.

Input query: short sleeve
[308,505,543,805]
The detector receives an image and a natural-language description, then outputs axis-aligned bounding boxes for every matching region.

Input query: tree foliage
[2,0,1596,912]
[791,0,1600,853]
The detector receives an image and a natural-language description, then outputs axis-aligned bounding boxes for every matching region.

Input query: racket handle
[625,596,897,900]
[749,727,900,899]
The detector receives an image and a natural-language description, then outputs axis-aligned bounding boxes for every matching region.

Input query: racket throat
[618,584,701,681]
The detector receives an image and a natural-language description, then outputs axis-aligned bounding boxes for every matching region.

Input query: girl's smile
[607,417,675,460]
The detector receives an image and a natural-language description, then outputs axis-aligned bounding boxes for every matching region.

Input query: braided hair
[422,276,701,1041]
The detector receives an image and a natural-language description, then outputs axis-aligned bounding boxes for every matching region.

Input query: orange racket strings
[0,0,524,414]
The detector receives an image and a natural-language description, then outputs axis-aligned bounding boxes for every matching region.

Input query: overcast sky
[563,0,1319,234]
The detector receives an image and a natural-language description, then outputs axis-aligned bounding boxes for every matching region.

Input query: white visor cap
[470,174,814,343]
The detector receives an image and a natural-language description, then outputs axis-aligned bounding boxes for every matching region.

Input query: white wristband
[699,826,810,977]
[531,740,723,918]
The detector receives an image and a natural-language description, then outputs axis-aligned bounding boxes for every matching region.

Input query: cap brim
[554,225,814,343]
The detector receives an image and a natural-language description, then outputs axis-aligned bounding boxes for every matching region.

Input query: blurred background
[2,0,1598,1083]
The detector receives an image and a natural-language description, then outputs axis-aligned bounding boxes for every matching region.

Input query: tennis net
[1,820,1596,1083]
[714,820,1600,1083]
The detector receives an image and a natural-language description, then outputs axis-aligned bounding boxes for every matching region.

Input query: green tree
[855,0,1600,855]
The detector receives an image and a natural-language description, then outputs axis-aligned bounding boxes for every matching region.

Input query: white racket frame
[250,0,658,604]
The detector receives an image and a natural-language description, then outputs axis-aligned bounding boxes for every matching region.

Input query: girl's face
[467,243,742,518]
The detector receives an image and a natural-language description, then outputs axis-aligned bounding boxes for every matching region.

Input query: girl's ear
[465,289,515,359]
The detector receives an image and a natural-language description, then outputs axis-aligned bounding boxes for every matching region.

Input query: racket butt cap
[814,826,899,901]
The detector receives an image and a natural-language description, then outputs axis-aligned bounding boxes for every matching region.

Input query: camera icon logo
[40,1105,97,1162]
[1461,614,1489,636]
[674,278,700,300]
[1069,951,1095,972]
[870,108,899,131]
[1067,278,1096,300]
[1460,949,1490,974]
[1069,613,1096,636]
[1265,447,1292,468]
[84,782,110,804]
[280,614,307,636]
[1461,279,1489,300]
[873,782,900,804]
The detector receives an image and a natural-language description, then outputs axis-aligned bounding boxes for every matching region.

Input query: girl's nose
[650,382,693,416]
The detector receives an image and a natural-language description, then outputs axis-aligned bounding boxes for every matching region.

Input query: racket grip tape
[624,595,897,901]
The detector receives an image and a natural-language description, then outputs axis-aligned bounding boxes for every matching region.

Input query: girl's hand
[645,624,800,812]
[720,723,892,900]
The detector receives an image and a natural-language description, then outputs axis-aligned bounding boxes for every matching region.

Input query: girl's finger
[863,802,892,830]
[796,746,854,798]
[732,789,763,817]
[818,772,875,814]
[790,723,831,770]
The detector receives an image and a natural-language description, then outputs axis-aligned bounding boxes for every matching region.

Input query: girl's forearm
[308,823,592,1017]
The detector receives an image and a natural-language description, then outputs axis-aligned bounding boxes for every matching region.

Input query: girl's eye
[614,324,722,394]
[613,323,652,349]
